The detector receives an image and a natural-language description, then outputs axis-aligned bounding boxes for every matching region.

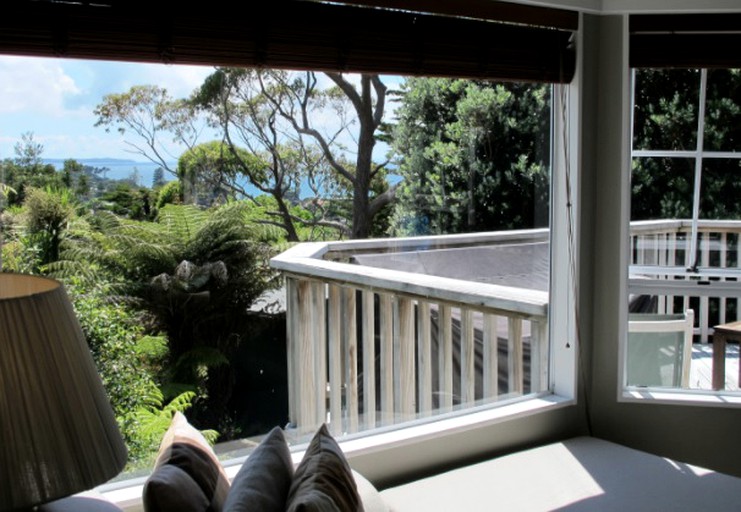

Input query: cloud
[0,58,402,161]
[136,63,215,98]
[0,56,82,116]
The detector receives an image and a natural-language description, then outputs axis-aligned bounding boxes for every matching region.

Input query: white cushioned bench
[361,436,741,511]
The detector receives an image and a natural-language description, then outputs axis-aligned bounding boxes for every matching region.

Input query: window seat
[356,436,741,511]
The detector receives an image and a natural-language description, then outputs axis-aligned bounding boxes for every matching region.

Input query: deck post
[483,313,499,399]
[343,287,359,433]
[438,304,454,411]
[362,290,377,429]
[508,317,524,395]
[417,301,433,416]
[461,309,476,404]
[328,284,343,435]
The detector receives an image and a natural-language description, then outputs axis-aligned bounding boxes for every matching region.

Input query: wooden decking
[690,343,740,391]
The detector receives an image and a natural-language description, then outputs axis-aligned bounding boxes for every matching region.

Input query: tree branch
[371,75,387,128]
[369,180,400,218]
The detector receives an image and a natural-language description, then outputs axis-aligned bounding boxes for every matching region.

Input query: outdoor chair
[626,309,694,388]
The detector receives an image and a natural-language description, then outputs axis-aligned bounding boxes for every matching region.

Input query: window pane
[629,67,741,395]
[1,56,556,472]
[633,69,700,151]
[700,159,741,220]
[631,157,695,221]
[704,69,741,152]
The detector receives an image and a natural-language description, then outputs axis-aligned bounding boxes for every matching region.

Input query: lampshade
[0,273,127,510]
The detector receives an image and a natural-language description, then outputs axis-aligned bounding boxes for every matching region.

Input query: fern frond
[157,205,209,242]
[175,346,229,375]
[135,335,169,360]
[162,391,197,415]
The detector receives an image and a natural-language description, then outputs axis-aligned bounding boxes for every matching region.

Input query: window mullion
[688,68,708,271]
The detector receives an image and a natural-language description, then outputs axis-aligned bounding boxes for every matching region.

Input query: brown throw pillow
[222,426,294,512]
[286,424,363,512]
[143,412,230,512]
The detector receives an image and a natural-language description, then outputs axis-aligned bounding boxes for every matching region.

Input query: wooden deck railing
[630,220,741,343]
[271,230,550,435]
[271,221,741,434]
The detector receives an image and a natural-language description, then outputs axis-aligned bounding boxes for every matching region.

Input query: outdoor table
[712,320,741,390]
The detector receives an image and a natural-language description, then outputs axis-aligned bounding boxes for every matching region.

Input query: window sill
[99,393,574,511]
[335,393,574,459]
[621,387,741,408]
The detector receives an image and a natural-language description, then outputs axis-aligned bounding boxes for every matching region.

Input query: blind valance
[630,14,741,68]
[0,0,576,83]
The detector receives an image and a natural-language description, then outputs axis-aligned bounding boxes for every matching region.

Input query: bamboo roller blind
[1,0,577,83]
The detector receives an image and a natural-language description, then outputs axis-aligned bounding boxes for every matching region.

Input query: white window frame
[622,67,741,406]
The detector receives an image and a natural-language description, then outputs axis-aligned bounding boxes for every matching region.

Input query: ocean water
[46,158,177,188]
[45,158,401,198]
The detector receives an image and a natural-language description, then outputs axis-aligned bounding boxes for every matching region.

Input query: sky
[0,55,217,161]
[0,55,402,164]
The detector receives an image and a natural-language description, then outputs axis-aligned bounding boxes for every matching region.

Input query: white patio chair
[626,309,695,388]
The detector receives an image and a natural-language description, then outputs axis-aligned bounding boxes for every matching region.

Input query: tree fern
[57,201,277,444]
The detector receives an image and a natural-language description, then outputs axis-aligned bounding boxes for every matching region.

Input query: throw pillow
[222,426,294,512]
[143,412,230,512]
[285,424,363,512]
[143,465,210,512]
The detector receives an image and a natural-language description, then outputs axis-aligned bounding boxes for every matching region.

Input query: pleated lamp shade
[0,273,127,511]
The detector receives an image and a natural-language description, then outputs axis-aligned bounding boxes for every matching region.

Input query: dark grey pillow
[222,426,294,512]
[286,424,363,512]
[143,464,210,512]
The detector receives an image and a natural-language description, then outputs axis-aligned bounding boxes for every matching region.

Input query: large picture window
[0,4,580,503]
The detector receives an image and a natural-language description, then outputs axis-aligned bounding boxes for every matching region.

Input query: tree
[94,85,202,176]
[390,78,551,235]
[631,68,741,222]
[261,70,396,239]
[152,166,167,189]
[24,187,75,267]
[98,182,155,220]
[196,68,394,239]
[176,140,254,207]
[2,132,58,206]
[194,69,339,241]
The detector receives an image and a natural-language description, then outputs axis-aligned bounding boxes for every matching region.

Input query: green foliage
[156,179,183,208]
[133,390,198,452]
[136,335,170,360]
[390,78,551,236]
[57,202,278,433]
[632,68,741,221]
[152,166,167,189]
[0,239,37,273]
[177,141,264,206]
[98,182,155,220]
[2,133,59,206]
[129,389,218,466]
[23,187,75,267]
[64,278,165,466]
[94,85,200,178]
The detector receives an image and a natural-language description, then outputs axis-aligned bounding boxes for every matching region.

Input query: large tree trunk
[352,116,376,239]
